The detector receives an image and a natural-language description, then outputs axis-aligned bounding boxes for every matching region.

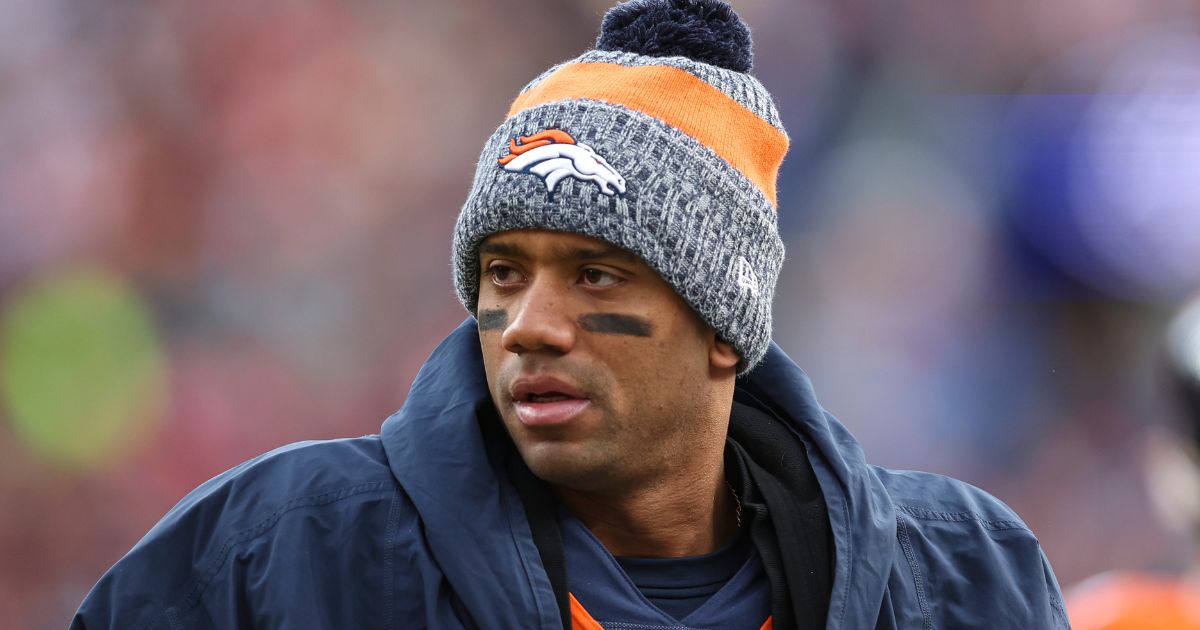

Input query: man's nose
[501,276,577,356]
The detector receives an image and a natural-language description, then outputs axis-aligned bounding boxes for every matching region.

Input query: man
[1067,294,1200,629]
[74,1,1069,628]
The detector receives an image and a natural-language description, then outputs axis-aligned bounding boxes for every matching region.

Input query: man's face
[477,230,739,494]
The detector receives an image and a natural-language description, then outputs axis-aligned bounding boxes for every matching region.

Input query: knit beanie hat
[452,0,787,373]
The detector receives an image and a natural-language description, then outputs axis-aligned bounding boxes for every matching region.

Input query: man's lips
[513,399,590,427]
[510,375,590,427]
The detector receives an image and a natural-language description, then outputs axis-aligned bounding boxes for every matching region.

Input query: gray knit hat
[452,0,787,372]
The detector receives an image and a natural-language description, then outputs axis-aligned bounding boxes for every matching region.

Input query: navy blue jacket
[73,320,1070,629]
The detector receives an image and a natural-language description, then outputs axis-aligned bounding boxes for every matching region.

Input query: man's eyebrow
[478,242,526,258]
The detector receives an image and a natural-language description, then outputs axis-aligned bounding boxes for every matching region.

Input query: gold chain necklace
[726,480,743,529]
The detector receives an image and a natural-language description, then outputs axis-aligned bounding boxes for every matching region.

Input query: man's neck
[554,463,740,558]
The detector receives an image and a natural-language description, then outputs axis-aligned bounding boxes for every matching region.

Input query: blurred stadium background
[2,0,1200,626]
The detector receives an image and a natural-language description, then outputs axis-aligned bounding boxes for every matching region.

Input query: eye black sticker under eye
[578,313,653,337]
[478,309,508,331]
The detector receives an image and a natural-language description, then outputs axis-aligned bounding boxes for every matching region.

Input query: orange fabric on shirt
[569,594,605,630]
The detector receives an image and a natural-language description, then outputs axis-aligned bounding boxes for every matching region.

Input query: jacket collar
[381,319,562,629]
[738,341,897,628]
[381,318,895,629]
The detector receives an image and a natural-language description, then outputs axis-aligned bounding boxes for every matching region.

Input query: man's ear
[710,336,740,371]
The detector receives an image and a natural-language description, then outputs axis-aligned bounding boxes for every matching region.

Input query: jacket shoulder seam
[176,480,392,613]
[895,515,933,630]
[383,487,403,630]
[895,504,1027,531]
[1050,591,1069,627]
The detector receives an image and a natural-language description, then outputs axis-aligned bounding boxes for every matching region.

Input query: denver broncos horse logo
[498,130,626,197]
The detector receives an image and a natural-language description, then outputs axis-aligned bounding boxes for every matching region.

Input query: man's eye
[581,268,620,287]
[488,265,524,286]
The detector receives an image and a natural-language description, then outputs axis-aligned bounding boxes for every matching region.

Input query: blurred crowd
[2,0,1200,626]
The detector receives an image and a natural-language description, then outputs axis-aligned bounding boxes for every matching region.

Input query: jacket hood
[381,318,897,629]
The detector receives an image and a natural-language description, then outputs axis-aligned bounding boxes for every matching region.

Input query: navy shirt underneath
[614,530,754,619]
[559,507,770,629]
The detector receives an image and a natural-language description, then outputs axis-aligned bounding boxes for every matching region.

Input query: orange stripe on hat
[507,62,789,208]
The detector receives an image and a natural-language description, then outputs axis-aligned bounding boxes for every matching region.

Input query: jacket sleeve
[71,440,400,629]
[876,465,1070,630]
[888,505,1069,629]
[71,462,262,630]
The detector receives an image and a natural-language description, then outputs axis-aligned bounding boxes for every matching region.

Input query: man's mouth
[513,397,590,427]
[510,377,590,427]
[526,392,573,403]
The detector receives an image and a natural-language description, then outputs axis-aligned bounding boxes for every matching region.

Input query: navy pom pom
[597,0,753,72]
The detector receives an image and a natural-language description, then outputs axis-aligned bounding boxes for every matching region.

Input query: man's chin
[517,442,606,490]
